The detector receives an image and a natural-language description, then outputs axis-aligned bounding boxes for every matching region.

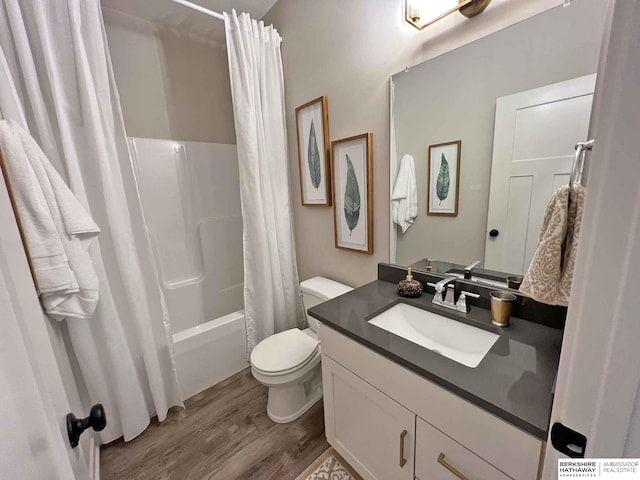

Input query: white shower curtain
[0,0,183,442]
[224,11,304,353]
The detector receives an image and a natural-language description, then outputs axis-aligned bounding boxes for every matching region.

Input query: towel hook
[569,140,594,187]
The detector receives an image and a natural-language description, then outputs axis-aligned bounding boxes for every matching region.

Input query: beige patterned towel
[520,183,585,306]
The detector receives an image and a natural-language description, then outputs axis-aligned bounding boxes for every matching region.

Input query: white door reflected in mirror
[484,75,595,275]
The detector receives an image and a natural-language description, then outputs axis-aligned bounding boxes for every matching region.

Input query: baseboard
[89,436,100,480]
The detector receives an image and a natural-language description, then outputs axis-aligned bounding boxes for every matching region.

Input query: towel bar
[569,140,594,187]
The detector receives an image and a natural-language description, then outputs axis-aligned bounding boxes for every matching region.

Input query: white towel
[0,120,100,319]
[391,154,418,233]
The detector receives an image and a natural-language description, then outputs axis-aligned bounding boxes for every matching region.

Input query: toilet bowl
[250,277,352,423]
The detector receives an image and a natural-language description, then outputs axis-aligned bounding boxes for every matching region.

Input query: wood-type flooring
[101,368,328,480]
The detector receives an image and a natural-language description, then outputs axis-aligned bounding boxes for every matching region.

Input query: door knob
[66,404,106,448]
[489,229,500,237]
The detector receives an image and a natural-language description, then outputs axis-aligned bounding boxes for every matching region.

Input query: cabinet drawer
[415,418,512,480]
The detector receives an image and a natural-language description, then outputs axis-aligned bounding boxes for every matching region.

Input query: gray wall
[394,1,606,267]
[263,0,606,287]
[103,8,236,144]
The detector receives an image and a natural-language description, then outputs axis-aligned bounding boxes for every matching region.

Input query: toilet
[250,276,352,423]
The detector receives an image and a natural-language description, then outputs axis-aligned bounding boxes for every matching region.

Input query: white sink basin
[369,303,499,368]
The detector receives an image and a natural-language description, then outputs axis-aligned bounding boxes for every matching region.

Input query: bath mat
[295,448,363,480]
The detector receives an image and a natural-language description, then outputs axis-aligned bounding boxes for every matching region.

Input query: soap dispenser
[397,267,423,298]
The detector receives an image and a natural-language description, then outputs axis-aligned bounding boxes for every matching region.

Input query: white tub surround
[130,139,243,333]
[130,138,248,399]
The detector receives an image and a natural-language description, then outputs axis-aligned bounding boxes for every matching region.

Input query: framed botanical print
[331,133,373,254]
[295,96,331,206]
[427,140,461,216]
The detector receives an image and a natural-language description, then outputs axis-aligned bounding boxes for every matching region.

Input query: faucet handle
[427,281,454,292]
[456,290,480,313]
[460,290,480,299]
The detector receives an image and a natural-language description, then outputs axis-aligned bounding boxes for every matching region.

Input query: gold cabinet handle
[437,453,470,480]
[399,430,408,467]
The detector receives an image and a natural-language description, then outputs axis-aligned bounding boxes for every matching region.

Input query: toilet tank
[300,277,352,332]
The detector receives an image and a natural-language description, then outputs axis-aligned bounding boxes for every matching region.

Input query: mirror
[390,1,605,287]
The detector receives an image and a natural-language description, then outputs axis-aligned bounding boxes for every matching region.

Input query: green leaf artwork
[307,120,321,189]
[343,155,361,235]
[436,153,450,204]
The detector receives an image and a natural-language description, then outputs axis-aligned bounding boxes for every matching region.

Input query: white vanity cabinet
[319,323,544,480]
[323,356,415,480]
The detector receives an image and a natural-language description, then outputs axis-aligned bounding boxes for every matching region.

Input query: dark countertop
[308,280,563,440]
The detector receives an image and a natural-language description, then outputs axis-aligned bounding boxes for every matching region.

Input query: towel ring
[569,140,594,187]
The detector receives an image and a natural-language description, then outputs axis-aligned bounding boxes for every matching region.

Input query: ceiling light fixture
[405,0,492,31]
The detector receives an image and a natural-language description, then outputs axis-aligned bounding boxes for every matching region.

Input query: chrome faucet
[464,260,482,280]
[432,277,457,307]
[427,277,480,313]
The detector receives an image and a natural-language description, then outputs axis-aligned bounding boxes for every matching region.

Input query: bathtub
[172,310,249,400]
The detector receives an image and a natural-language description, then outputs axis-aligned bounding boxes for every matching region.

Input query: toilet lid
[250,328,320,374]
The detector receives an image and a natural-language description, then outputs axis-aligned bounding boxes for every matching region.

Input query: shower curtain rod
[170,0,224,21]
